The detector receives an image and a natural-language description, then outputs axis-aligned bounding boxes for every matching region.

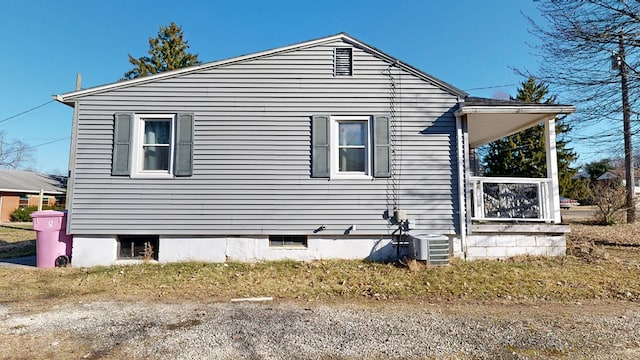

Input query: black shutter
[112,112,133,176]
[373,115,391,177]
[174,113,194,177]
[311,115,330,177]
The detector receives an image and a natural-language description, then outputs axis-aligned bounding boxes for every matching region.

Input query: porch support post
[462,118,473,236]
[456,115,469,259]
[545,118,561,223]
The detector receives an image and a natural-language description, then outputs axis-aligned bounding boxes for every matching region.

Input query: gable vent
[334,48,353,76]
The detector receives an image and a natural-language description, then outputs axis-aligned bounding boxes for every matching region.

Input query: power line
[0,137,70,157]
[27,137,70,150]
[0,100,55,124]
[2,136,71,162]
[463,83,518,91]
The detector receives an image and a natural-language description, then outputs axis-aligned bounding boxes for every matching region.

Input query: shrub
[10,206,64,222]
[589,182,629,225]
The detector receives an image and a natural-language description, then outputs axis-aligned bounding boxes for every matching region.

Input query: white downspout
[545,118,561,223]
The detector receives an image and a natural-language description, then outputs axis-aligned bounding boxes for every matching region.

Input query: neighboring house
[571,171,590,180]
[0,169,67,222]
[596,170,619,181]
[596,170,640,194]
[55,33,575,267]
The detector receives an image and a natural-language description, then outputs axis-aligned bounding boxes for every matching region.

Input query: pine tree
[123,22,200,80]
[482,77,577,195]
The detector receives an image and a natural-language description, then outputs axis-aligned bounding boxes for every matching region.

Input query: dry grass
[568,221,640,246]
[0,225,35,259]
[1,254,639,306]
[1,222,639,305]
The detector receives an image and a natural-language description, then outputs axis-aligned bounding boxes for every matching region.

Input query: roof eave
[454,105,576,117]
[338,34,468,98]
[0,188,65,194]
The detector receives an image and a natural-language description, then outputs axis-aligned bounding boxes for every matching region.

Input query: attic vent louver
[334,48,353,76]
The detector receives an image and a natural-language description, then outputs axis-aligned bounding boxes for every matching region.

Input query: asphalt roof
[0,169,66,194]
[463,96,573,108]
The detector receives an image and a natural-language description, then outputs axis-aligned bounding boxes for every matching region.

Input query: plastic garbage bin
[31,210,72,268]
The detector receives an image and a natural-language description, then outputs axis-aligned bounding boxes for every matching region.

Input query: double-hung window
[112,112,194,178]
[311,114,391,179]
[138,115,174,175]
[334,116,370,177]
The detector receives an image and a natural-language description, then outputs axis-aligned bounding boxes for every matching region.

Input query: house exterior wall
[71,235,410,267]
[67,39,460,242]
[0,193,59,222]
[0,193,19,222]
[28,196,55,207]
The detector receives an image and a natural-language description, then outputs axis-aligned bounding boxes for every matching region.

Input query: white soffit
[456,105,576,148]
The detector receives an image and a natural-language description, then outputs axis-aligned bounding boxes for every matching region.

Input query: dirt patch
[1,222,639,358]
[1,300,639,359]
[569,222,640,246]
[567,222,640,264]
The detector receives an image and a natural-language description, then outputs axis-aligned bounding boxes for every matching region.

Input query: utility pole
[618,33,636,223]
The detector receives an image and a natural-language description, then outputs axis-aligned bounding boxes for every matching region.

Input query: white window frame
[131,114,176,178]
[330,115,372,179]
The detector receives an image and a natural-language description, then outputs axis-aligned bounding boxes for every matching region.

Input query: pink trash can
[31,210,72,268]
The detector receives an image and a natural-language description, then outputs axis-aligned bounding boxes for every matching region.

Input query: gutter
[455,105,576,116]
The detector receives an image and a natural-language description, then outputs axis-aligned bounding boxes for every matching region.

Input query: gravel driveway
[2,300,640,359]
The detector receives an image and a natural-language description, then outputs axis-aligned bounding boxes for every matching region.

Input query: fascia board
[455,105,576,116]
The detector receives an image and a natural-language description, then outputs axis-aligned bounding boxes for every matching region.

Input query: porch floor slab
[471,223,570,234]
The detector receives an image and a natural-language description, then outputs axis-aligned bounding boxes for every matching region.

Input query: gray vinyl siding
[68,39,460,236]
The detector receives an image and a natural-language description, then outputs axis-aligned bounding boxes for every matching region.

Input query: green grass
[1,256,639,304]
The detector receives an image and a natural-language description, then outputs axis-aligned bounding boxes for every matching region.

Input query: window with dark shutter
[312,114,392,179]
[334,48,353,76]
[112,112,195,178]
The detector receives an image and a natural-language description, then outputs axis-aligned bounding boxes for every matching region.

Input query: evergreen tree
[123,22,200,80]
[584,158,613,183]
[482,77,577,195]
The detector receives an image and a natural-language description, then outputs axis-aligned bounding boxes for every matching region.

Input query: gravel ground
[2,300,640,359]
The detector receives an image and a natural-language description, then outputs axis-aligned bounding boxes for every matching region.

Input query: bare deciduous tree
[525,1,640,137]
[524,0,640,223]
[0,130,33,169]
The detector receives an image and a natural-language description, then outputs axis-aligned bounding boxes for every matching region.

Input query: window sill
[114,259,159,265]
[268,246,308,250]
[129,173,174,179]
[330,174,373,181]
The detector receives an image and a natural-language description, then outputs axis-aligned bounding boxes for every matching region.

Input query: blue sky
[2,0,583,174]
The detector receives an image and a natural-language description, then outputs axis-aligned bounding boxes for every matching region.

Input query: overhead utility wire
[0,137,70,157]
[26,137,70,150]
[462,84,518,91]
[0,100,54,124]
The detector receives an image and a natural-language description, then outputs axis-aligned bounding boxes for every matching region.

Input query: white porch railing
[470,176,553,222]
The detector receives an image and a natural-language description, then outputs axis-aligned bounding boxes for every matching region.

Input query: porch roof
[455,97,576,148]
